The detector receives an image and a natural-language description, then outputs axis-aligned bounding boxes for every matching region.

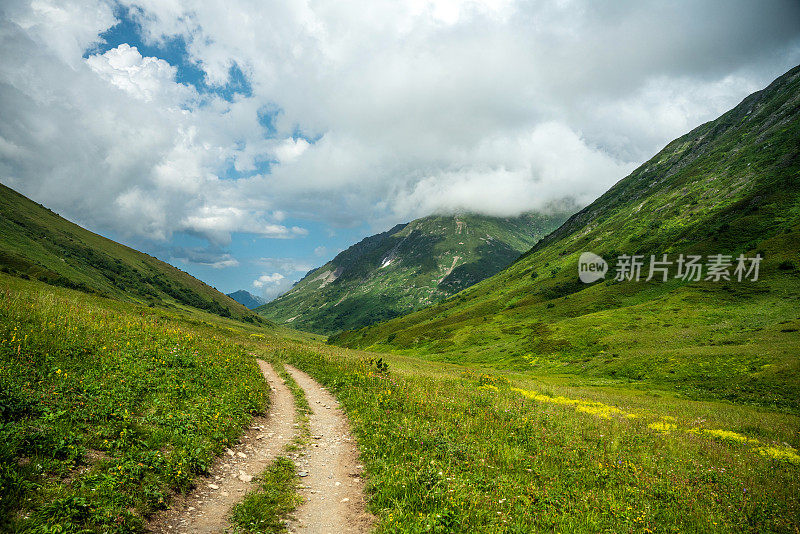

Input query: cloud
[253,273,285,288]
[1,0,799,253]
[86,43,195,104]
[170,248,240,269]
[252,272,295,301]
[255,258,313,273]
[4,0,116,67]
[181,206,307,245]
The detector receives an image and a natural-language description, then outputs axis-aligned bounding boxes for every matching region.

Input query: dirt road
[285,365,374,534]
[148,360,296,533]
[148,360,373,533]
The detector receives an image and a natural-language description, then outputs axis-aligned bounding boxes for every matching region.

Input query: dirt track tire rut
[148,360,295,533]
[284,364,374,534]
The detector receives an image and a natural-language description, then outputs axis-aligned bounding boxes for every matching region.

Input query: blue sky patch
[88,5,251,103]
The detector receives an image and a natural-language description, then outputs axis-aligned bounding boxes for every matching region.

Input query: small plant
[229,457,301,533]
[369,357,389,374]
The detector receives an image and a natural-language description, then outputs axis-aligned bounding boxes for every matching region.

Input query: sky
[1,1,799,300]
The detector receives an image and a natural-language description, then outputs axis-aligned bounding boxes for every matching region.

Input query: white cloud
[86,43,195,104]
[182,206,305,245]
[253,273,285,288]
[252,271,296,300]
[1,0,799,257]
[6,0,116,67]
[273,138,310,164]
[255,258,313,273]
[178,252,239,269]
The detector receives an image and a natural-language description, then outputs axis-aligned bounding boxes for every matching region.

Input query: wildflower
[648,421,677,433]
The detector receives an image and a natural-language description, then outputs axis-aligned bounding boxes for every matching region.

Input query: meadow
[1,273,798,532]
[283,347,800,533]
[0,273,273,532]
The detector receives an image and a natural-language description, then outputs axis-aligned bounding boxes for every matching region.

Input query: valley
[256,211,572,335]
[0,57,798,534]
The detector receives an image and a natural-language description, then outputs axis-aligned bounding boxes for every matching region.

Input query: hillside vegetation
[258,212,570,334]
[0,183,263,323]
[333,64,800,413]
[3,273,798,532]
[0,274,274,532]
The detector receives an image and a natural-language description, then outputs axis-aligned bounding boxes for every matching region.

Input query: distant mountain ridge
[257,210,573,334]
[0,183,266,324]
[227,289,267,309]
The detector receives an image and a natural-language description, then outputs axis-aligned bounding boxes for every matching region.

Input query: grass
[228,457,301,534]
[280,346,799,533]
[273,359,312,449]
[2,263,799,533]
[228,360,311,533]
[0,273,271,532]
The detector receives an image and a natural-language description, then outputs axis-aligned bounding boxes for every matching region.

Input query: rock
[208,484,219,490]
[341,498,350,503]
[298,471,309,477]
[236,452,247,458]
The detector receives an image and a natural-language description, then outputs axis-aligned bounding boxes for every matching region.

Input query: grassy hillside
[0,273,274,532]
[332,64,800,413]
[285,346,799,533]
[0,183,264,323]
[3,273,798,533]
[258,212,571,334]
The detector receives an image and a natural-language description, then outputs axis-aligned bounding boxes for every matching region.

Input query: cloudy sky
[1,0,799,299]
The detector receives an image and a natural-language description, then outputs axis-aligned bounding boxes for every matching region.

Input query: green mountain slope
[257,212,571,334]
[333,64,800,411]
[0,183,265,323]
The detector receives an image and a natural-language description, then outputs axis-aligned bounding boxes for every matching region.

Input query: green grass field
[1,270,799,532]
[280,346,799,533]
[0,273,277,532]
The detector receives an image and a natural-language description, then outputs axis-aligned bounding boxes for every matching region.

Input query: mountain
[332,65,800,411]
[228,289,267,309]
[0,183,266,324]
[257,211,572,334]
